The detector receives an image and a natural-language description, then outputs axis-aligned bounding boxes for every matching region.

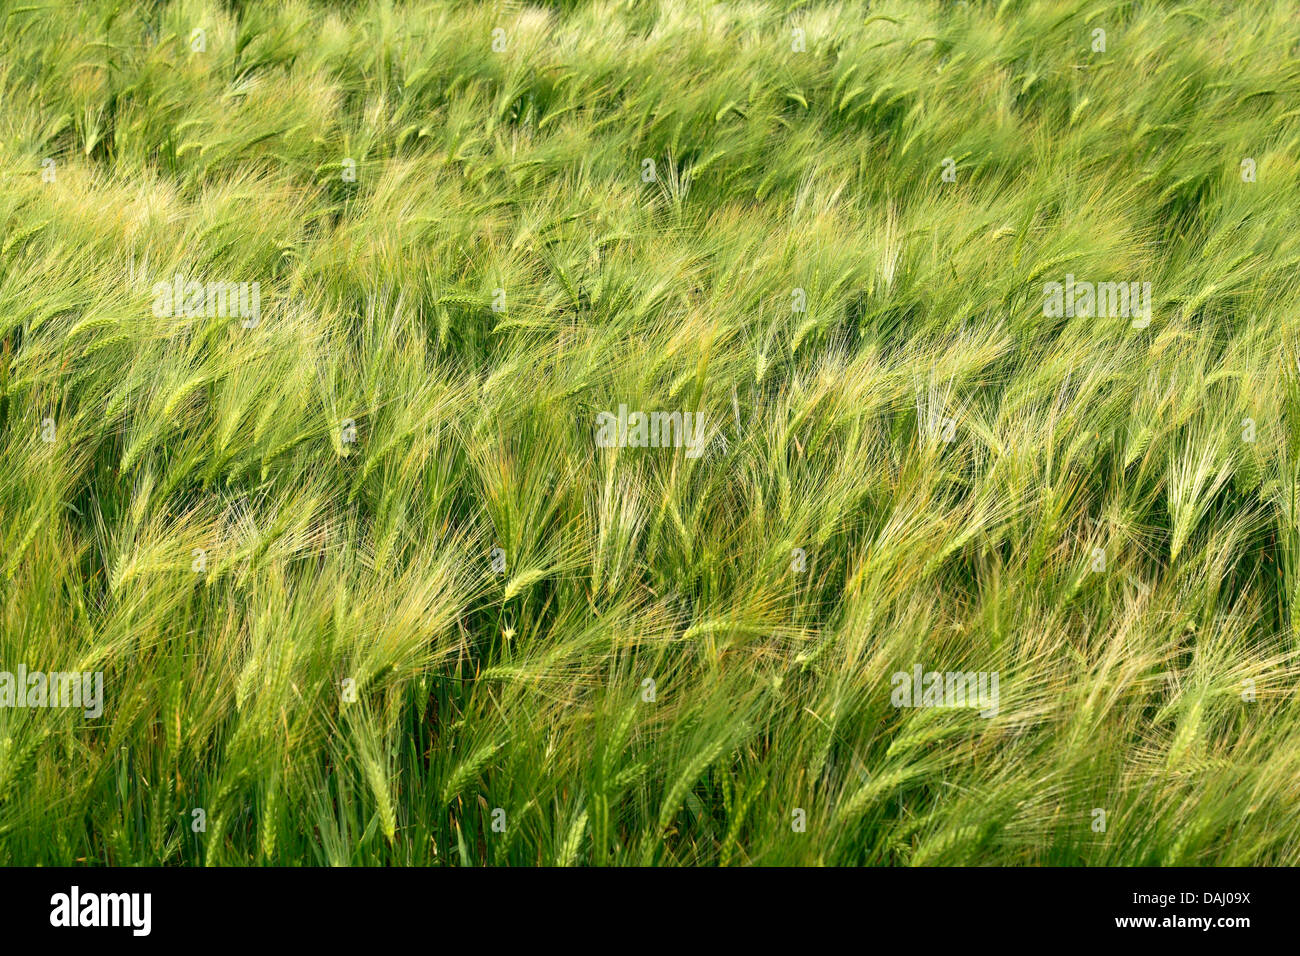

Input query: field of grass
[2,0,1300,866]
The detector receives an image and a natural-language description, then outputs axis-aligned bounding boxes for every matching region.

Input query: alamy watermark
[151,275,261,328]
[891,665,999,718]
[0,667,103,718]
[595,404,706,458]
[1043,275,1151,328]
[50,886,150,936]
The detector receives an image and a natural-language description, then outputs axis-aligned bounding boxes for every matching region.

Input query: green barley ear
[440,741,503,807]
[554,809,588,867]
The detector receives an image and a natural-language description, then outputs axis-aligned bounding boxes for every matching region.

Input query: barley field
[2,0,1299,866]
